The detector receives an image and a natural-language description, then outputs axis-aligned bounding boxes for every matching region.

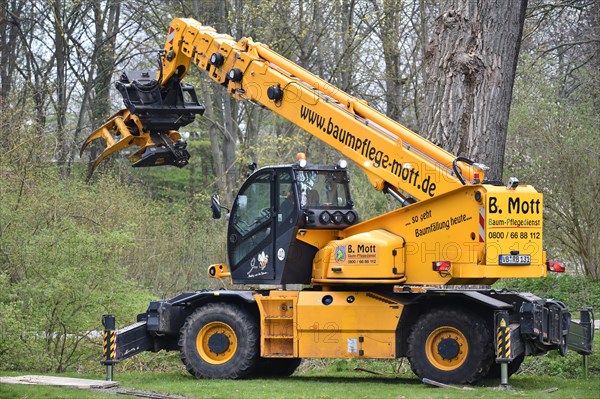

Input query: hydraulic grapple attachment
[81,70,205,174]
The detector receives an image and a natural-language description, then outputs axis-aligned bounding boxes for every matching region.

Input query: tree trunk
[204,88,227,199]
[0,0,20,149]
[222,95,239,202]
[52,0,71,178]
[0,0,19,108]
[243,104,260,165]
[420,0,527,181]
[84,0,121,177]
[338,0,354,92]
[380,0,403,121]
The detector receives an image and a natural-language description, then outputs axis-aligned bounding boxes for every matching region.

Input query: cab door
[228,170,276,282]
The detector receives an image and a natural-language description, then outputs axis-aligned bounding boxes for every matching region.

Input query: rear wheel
[407,308,493,385]
[179,303,259,379]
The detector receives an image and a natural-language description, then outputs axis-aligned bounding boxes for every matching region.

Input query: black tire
[407,307,493,385]
[179,303,259,379]
[484,354,524,379]
[253,357,302,377]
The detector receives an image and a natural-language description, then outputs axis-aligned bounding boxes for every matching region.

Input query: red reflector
[433,261,451,272]
[546,261,565,273]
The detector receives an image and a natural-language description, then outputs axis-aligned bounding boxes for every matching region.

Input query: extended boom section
[83,18,486,200]
[160,18,488,200]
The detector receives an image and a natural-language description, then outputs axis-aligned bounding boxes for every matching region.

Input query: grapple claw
[80,109,140,174]
[81,110,191,174]
[81,69,204,175]
[80,109,131,156]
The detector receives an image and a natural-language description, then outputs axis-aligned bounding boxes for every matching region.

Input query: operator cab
[224,161,358,285]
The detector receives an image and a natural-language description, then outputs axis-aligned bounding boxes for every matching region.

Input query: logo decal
[247,257,257,276]
[277,248,285,261]
[335,245,346,262]
[258,251,269,269]
[247,255,268,278]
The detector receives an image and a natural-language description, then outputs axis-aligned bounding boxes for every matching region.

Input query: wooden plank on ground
[422,378,475,390]
[0,375,119,389]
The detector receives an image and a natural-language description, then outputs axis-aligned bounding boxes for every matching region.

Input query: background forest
[0,0,598,374]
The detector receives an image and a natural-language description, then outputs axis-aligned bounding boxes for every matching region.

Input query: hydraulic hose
[452,156,475,185]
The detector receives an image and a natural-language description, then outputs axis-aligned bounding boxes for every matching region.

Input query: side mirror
[211,194,222,219]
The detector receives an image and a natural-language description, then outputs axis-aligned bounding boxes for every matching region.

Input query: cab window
[296,170,350,209]
[232,172,272,237]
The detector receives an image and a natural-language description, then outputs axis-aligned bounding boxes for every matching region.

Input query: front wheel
[407,308,493,385]
[179,303,259,379]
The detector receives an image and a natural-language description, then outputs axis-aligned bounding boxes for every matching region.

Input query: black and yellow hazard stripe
[103,330,117,362]
[496,318,511,360]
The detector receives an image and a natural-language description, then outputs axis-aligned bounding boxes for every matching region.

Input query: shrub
[0,169,153,371]
[494,274,600,311]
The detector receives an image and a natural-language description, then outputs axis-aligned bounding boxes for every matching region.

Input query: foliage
[494,274,600,311]
[0,162,228,372]
[517,335,599,379]
[506,53,599,279]
[124,138,217,204]
[504,1,599,279]
[0,166,150,372]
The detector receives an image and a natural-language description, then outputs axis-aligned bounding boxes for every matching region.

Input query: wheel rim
[425,326,469,371]
[196,321,238,364]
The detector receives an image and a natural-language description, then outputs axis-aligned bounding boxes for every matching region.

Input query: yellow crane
[84,18,593,385]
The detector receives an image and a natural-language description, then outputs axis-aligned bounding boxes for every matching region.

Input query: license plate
[499,254,531,265]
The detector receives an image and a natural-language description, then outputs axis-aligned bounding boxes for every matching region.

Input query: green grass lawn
[1,369,598,399]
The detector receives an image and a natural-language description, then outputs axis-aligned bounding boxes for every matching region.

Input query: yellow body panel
[484,185,544,266]
[312,229,405,283]
[309,185,548,285]
[296,292,401,358]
